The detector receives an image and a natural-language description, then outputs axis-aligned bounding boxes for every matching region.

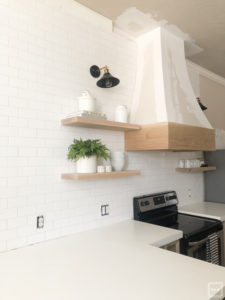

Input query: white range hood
[130,27,212,128]
[125,27,215,151]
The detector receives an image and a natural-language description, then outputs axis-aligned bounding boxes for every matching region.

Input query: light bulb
[105,79,113,88]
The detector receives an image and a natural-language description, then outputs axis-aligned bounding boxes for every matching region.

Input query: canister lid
[78,90,94,100]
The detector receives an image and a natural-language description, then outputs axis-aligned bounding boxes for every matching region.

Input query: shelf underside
[61,170,140,180]
[61,116,141,131]
[176,167,216,173]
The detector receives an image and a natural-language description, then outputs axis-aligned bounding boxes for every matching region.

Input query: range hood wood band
[125,122,215,151]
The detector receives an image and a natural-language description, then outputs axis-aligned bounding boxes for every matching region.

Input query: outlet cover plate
[101,205,109,216]
[37,215,44,229]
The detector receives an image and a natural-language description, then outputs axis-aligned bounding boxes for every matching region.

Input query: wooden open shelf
[61,170,140,180]
[176,167,216,173]
[61,116,141,132]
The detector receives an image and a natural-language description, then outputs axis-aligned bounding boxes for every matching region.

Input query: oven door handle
[188,236,209,247]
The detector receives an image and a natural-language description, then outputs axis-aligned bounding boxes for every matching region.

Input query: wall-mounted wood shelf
[176,167,216,173]
[61,116,141,132]
[61,170,140,180]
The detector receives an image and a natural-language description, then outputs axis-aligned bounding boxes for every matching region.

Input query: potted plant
[67,138,110,173]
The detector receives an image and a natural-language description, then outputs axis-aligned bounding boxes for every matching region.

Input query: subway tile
[8,216,27,229]
[0,0,204,253]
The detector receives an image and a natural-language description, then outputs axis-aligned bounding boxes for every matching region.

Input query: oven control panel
[134,191,178,213]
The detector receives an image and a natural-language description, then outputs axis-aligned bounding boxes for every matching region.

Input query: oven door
[187,230,224,266]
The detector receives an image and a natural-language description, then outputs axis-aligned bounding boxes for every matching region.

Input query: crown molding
[186,60,225,87]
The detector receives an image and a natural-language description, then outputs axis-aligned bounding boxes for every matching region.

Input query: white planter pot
[76,155,97,173]
[111,151,125,171]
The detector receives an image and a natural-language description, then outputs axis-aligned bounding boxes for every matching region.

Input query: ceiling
[76,0,225,78]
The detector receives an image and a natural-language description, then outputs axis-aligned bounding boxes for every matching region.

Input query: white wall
[0,0,204,252]
[187,61,225,130]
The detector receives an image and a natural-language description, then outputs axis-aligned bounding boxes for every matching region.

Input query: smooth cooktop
[170,213,222,239]
[145,213,222,239]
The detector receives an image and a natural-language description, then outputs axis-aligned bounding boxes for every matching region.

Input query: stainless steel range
[134,191,224,266]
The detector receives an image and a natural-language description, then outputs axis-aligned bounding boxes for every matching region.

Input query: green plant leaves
[67,138,110,161]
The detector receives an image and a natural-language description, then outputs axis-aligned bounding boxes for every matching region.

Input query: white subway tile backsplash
[0,116,8,127]
[7,177,28,187]
[0,106,18,117]
[8,196,27,208]
[18,127,37,138]
[0,0,205,252]
[0,229,18,241]
[0,146,18,157]
[0,199,7,210]
[8,217,27,229]
[9,116,28,127]
[18,206,36,217]
[0,220,7,231]
[0,95,9,105]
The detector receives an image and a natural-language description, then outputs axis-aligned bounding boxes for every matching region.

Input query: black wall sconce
[197,97,207,111]
[90,65,120,88]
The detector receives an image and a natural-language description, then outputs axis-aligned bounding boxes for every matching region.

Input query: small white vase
[76,155,97,173]
[111,152,125,171]
[114,105,128,123]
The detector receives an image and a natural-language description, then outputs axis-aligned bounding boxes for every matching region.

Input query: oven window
[192,243,207,261]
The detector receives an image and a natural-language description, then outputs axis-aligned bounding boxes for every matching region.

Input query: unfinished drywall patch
[114,7,202,57]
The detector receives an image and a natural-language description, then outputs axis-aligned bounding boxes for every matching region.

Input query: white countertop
[179,201,225,221]
[0,220,224,300]
[80,219,183,247]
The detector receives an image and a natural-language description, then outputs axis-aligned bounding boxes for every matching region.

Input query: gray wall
[204,150,225,203]
[200,76,225,130]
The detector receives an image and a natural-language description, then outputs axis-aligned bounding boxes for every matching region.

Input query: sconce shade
[197,97,207,111]
[97,72,120,88]
[199,102,207,111]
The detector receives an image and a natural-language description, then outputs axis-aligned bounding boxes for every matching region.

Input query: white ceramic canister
[97,165,105,173]
[76,155,97,173]
[78,91,95,112]
[185,160,191,168]
[105,165,112,173]
[178,160,185,168]
[111,151,125,171]
[114,105,128,123]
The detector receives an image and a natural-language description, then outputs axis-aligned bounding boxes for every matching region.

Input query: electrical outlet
[37,215,44,229]
[188,189,192,198]
[101,204,109,216]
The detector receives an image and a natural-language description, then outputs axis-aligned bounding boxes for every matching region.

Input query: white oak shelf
[176,167,216,173]
[61,170,140,180]
[61,116,141,132]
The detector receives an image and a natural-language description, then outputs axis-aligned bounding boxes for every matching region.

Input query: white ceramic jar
[111,151,125,171]
[76,155,97,173]
[178,159,185,168]
[114,105,128,123]
[97,165,105,173]
[105,165,112,173]
[78,91,95,112]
